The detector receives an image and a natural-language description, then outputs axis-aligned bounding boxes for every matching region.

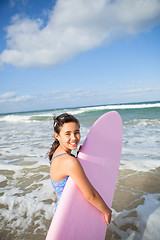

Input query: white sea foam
[110,193,160,240]
[70,102,160,115]
[0,175,6,182]
[120,159,160,172]
[0,113,53,123]
[124,118,160,126]
[136,194,160,240]
[0,176,56,234]
[0,115,32,123]
[0,102,159,123]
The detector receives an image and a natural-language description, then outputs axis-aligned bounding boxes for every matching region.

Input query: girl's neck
[56,146,71,155]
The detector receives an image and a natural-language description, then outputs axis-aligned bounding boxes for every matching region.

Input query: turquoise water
[0,101,160,239]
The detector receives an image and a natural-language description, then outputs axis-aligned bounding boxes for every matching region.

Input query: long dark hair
[48,113,80,162]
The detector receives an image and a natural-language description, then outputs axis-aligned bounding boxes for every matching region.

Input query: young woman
[48,113,112,226]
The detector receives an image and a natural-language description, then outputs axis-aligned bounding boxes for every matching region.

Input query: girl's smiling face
[54,122,80,153]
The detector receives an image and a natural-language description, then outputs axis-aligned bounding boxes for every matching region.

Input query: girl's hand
[104,208,112,226]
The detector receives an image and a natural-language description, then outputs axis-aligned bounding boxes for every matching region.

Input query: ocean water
[0,101,160,240]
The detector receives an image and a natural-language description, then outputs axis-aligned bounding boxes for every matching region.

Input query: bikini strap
[50,153,69,164]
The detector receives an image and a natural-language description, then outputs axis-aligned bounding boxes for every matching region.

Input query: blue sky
[0,0,160,114]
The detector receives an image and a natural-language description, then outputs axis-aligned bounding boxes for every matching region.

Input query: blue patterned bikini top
[50,153,69,210]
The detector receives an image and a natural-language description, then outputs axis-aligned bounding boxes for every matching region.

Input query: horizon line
[0,100,160,115]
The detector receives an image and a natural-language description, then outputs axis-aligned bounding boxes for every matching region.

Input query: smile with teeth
[70,142,77,147]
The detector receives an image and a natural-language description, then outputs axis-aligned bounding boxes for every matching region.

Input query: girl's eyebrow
[65,129,80,133]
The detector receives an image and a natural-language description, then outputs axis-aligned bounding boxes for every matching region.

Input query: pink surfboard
[46,111,123,240]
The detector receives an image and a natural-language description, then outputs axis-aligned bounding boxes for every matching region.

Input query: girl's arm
[65,156,112,225]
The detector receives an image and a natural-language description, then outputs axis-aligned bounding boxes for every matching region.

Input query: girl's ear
[54,132,59,141]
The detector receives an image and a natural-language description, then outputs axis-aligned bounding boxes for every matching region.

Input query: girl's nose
[71,133,76,140]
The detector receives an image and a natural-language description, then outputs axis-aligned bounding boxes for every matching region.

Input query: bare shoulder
[65,154,81,169]
[50,154,80,180]
[65,155,82,173]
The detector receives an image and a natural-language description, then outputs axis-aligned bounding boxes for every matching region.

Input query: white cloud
[0,92,35,104]
[0,89,109,108]
[0,87,159,113]
[9,0,28,8]
[121,86,160,97]
[1,0,160,67]
[44,89,106,101]
[0,92,17,99]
